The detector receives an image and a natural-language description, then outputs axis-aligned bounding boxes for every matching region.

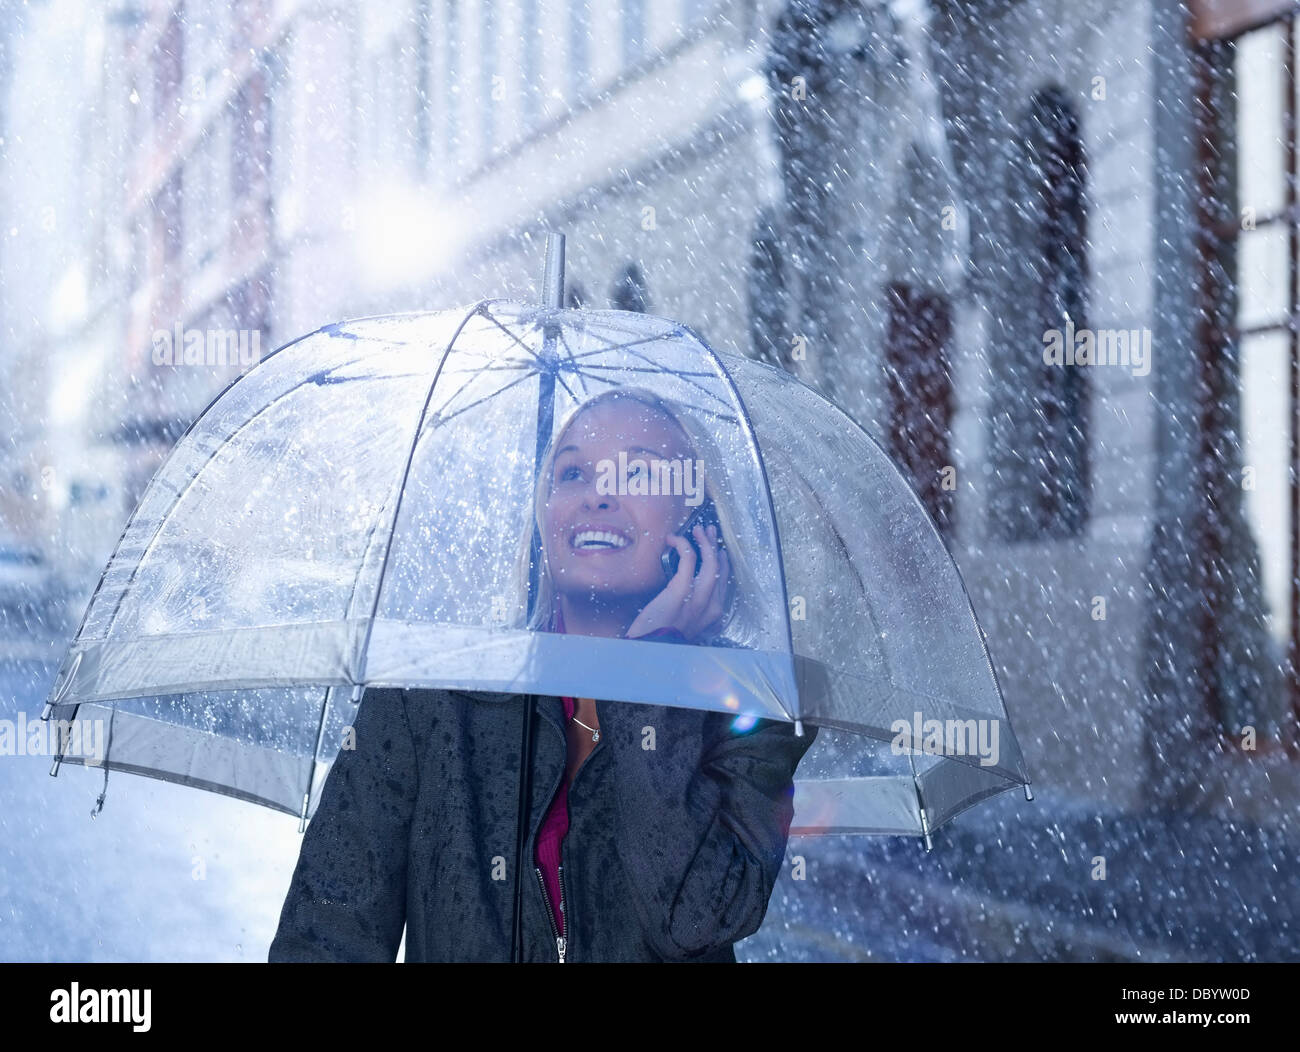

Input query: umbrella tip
[1023,782,1034,802]
[541,232,565,309]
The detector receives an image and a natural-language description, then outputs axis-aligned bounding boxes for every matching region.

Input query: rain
[1,0,1297,965]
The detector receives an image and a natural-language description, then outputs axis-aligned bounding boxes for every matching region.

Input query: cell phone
[661,499,723,579]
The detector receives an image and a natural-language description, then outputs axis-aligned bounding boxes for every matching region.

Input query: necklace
[570,712,600,743]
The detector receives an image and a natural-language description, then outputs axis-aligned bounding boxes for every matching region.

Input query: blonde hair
[511,387,759,644]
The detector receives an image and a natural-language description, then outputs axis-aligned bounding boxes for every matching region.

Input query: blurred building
[1,0,1298,958]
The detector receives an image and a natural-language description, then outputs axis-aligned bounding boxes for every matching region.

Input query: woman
[269,388,816,962]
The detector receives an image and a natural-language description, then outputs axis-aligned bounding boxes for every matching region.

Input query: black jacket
[268,686,817,962]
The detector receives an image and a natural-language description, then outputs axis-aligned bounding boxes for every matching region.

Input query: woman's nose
[582,479,617,510]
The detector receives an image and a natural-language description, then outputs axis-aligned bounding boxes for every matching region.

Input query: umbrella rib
[783,460,892,682]
[344,333,411,345]
[551,366,580,405]
[683,331,802,714]
[599,338,737,414]
[439,357,541,373]
[425,307,546,419]
[476,306,547,368]
[295,303,483,868]
[431,348,733,426]
[429,356,548,417]
[556,329,591,399]
[304,683,336,825]
[352,299,491,680]
[559,332,713,405]
[553,333,724,398]
[320,324,414,346]
[553,333,682,362]
[424,368,540,428]
[95,354,391,636]
[479,307,601,410]
[575,361,717,379]
[574,365,740,420]
[439,320,727,417]
[558,324,738,416]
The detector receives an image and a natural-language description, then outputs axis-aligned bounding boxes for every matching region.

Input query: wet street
[1,654,302,961]
[5,650,1295,962]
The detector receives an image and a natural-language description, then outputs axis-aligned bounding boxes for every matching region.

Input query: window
[568,1,591,102]
[521,0,541,132]
[682,0,714,27]
[180,118,230,273]
[231,73,270,203]
[379,38,403,165]
[480,0,496,157]
[884,282,955,535]
[610,262,649,312]
[747,205,789,368]
[988,86,1090,542]
[130,218,148,293]
[415,0,433,169]
[187,0,229,98]
[154,11,182,127]
[183,137,208,272]
[160,172,182,263]
[444,0,460,164]
[227,270,271,353]
[623,0,647,68]
[1192,0,1298,743]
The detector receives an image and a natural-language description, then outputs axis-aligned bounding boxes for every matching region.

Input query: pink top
[534,694,576,937]
[534,612,686,941]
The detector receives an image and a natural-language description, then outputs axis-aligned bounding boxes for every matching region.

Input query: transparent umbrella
[42,237,1030,863]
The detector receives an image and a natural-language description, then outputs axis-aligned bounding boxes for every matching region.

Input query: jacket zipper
[534,864,566,962]
[558,864,568,962]
[532,699,604,964]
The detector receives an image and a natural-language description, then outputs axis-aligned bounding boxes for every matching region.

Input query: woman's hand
[626,524,730,642]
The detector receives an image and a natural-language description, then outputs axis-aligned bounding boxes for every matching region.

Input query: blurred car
[0,538,57,636]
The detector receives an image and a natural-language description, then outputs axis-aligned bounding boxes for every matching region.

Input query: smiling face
[540,398,695,607]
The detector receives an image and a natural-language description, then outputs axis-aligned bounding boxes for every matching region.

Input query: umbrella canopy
[42,296,1029,841]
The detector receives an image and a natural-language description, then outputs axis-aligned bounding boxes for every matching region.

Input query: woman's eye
[559,465,582,482]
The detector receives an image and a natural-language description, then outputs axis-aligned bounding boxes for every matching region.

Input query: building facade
[3,0,1298,957]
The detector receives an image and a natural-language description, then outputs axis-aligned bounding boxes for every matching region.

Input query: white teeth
[572,530,630,550]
